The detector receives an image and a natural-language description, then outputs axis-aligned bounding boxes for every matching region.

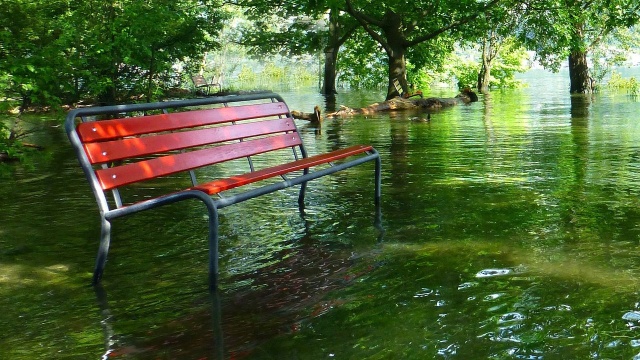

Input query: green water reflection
[3,69,640,358]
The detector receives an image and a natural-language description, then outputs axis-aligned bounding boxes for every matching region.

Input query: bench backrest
[191,74,209,87]
[66,93,305,209]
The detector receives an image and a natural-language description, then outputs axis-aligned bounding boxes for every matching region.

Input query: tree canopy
[517,0,640,92]
[1,0,640,109]
[0,0,227,107]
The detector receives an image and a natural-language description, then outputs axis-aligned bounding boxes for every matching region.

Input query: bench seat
[191,145,374,195]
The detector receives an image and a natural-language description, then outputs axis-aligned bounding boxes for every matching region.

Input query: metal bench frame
[65,92,381,289]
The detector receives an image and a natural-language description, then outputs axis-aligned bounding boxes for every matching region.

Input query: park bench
[65,92,381,289]
[191,74,222,95]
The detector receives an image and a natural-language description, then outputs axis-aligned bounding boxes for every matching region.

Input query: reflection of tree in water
[561,95,590,242]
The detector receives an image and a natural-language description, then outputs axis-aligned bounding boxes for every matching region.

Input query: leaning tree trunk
[477,40,491,93]
[568,51,592,93]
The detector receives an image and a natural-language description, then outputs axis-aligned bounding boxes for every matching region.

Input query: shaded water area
[3,68,640,358]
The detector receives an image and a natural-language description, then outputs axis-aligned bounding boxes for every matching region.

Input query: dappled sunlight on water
[4,70,640,358]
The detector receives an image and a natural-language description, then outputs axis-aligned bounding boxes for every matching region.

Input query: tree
[0,0,72,109]
[473,3,528,93]
[61,0,227,104]
[233,0,359,95]
[345,0,502,100]
[323,6,360,94]
[518,0,640,93]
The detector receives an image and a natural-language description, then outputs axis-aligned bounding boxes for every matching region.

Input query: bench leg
[374,156,382,208]
[374,156,384,237]
[297,181,308,209]
[92,217,112,285]
[207,204,220,291]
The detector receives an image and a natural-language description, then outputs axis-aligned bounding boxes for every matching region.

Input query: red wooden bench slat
[191,145,374,195]
[83,118,296,164]
[95,133,302,190]
[77,102,289,142]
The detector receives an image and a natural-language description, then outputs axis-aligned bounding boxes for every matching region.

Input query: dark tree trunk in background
[568,51,592,93]
[322,50,338,95]
[322,9,340,95]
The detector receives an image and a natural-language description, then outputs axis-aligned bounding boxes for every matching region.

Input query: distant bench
[65,93,381,289]
[191,74,222,95]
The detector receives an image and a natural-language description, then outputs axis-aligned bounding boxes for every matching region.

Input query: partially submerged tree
[518,0,640,93]
[345,0,502,100]
[474,3,528,93]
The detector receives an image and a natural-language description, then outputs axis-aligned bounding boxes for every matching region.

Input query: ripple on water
[484,293,505,301]
[476,268,512,278]
[623,311,640,322]
[507,348,544,359]
[457,281,478,290]
[413,288,435,298]
[498,312,526,324]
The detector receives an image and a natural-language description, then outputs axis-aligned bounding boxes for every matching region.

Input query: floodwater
[3,68,640,359]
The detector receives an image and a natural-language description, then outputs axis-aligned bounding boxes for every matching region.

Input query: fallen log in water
[291,105,322,123]
[291,89,478,122]
[325,89,478,118]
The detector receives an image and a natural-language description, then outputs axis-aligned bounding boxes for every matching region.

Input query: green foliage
[262,63,286,80]
[336,31,387,89]
[517,0,640,71]
[235,0,331,57]
[0,0,228,107]
[453,59,480,90]
[489,40,530,89]
[236,65,258,83]
[607,72,639,96]
[591,27,640,87]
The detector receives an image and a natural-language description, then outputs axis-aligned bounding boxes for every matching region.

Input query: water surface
[3,69,640,359]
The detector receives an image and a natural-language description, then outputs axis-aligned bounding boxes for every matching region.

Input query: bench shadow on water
[6,69,640,358]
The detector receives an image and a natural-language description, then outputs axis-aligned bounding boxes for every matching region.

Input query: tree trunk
[387,58,407,99]
[322,10,340,95]
[322,50,338,95]
[381,10,408,100]
[387,48,407,100]
[477,40,491,93]
[568,51,592,93]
